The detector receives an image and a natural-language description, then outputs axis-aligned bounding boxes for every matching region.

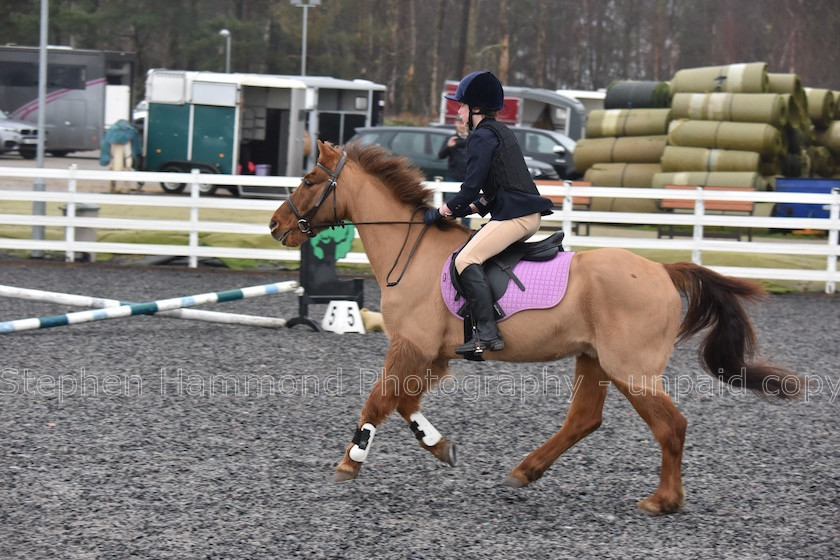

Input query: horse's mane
[344,141,434,209]
[341,141,467,232]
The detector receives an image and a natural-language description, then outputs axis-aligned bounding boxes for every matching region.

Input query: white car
[0,108,39,159]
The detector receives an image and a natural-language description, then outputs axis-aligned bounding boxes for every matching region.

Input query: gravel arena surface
[0,260,837,559]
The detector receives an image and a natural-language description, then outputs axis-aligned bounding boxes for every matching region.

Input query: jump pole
[0,284,298,328]
[0,281,299,334]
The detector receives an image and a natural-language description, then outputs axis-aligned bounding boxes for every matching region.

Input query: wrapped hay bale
[804,88,835,128]
[586,108,671,138]
[651,171,768,190]
[583,162,662,188]
[583,163,663,213]
[780,93,805,129]
[670,62,768,94]
[768,73,808,109]
[768,73,801,93]
[667,119,784,158]
[807,146,835,177]
[604,80,671,109]
[573,135,667,173]
[660,146,761,173]
[814,122,840,155]
[670,92,787,127]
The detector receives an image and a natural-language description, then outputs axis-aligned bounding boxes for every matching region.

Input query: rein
[384,207,431,287]
[286,148,434,287]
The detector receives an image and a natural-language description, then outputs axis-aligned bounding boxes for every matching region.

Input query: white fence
[0,166,838,293]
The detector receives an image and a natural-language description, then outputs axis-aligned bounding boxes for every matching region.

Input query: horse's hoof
[427,439,457,466]
[439,440,457,467]
[636,498,663,515]
[333,468,359,483]
[636,495,682,515]
[503,474,528,488]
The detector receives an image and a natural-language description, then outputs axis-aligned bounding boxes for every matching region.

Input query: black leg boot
[455,264,504,355]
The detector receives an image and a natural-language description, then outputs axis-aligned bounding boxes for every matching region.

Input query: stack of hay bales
[653,62,774,191]
[658,64,840,188]
[576,81,671,211]
[572,63,840,206]
[807,88,839,177]
[768,73,809,177]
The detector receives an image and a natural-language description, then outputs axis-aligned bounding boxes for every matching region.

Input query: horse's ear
[317,140,340,164]
[319,140,338,155]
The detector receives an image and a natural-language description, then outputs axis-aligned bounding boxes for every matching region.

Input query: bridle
[283,148,435,287]
[285,150,348,237]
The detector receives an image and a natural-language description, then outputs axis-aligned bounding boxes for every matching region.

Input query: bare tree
[456,0,473,77]
[6,0,840,119]
[429,1,447,116]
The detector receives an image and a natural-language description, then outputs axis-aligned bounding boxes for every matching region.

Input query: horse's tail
[664,262,802,399]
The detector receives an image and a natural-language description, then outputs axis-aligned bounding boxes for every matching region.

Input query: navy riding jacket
[445,118,553,221]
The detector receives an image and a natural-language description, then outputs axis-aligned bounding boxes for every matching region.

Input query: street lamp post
[219,28,231,73]
[291,0,320,76]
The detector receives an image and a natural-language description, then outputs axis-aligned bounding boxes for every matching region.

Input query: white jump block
[322,300,366,334]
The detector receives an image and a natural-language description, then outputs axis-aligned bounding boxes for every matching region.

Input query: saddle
[449,230,566,320]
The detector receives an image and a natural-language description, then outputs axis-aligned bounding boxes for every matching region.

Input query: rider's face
[457,103,470,126]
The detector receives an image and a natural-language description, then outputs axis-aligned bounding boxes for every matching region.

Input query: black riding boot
[455,264,504,355]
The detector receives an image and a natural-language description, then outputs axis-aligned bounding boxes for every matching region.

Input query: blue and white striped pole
[0,284,297,328]
[0,281,298,334]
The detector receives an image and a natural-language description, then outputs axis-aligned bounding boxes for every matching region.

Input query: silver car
[0,108,39,159]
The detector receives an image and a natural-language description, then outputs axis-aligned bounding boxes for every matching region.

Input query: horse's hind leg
[613,380,687,515]
[505,354,608,487]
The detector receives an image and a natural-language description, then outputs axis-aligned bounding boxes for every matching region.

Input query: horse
[269,140,801,515]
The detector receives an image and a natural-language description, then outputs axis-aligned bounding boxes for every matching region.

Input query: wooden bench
[535,180,592,236]
[657,185,756,241]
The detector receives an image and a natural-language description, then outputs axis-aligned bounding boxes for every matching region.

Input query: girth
[449,230,565,319]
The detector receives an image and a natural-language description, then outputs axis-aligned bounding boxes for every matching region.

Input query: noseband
[286,150,348,237]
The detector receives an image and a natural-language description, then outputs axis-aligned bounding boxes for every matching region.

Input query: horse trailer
[142,70,385,197]
[439,81,588,141]
[0,45,136,155]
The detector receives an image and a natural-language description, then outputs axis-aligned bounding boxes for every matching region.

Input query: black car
[433,123,577,179]
[509,126,577,179]
[348,126,559,180]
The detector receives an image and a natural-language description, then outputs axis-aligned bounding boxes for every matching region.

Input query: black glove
[473,199,488,216]
[424,208,444,225]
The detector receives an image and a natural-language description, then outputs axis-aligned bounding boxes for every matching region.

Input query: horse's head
[269,140,347,247]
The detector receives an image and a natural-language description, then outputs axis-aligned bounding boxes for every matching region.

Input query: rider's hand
[424,208,445,225]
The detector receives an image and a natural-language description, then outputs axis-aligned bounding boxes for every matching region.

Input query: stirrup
[455,337,504,355]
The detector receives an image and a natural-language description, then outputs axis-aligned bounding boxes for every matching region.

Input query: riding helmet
[445,70,504,111]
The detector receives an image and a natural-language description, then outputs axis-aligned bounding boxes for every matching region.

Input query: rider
[424,70,554,355]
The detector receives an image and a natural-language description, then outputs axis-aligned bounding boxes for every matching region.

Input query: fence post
[64,164,77,263]
[433,177,443,207]
[562,181,573,238]
[827,188,839,294]
[189,169,200,268]
[692,186,704,265]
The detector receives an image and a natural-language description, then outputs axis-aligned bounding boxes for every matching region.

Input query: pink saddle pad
[441,251,575,322]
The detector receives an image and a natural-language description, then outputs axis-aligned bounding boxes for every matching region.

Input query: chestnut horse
[269,141,800,515]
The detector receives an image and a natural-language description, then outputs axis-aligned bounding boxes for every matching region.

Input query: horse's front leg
[335,340,452,481]
[395,356,456,467]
